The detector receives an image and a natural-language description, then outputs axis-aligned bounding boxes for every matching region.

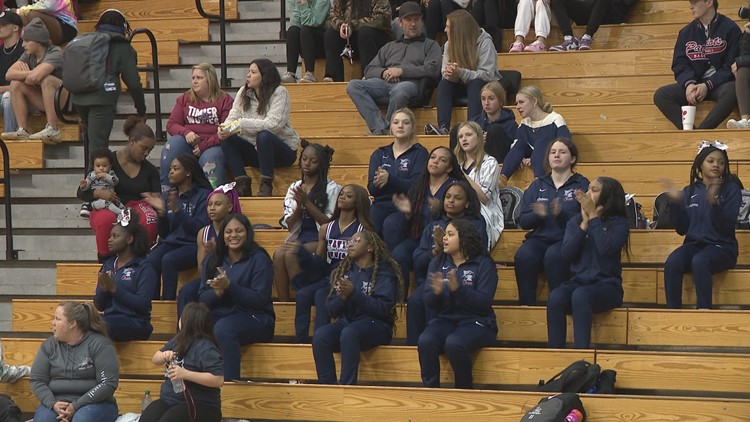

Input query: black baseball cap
[0,11,22,28]
[399,2,422,18]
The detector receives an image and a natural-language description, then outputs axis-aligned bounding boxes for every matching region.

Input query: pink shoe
[509,41,525,53]
[524,40,546,52]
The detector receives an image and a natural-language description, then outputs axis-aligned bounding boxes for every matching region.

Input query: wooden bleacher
[4,337,750,396]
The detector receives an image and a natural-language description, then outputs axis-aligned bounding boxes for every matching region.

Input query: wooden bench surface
[656,269,750,306]
[628,308,750,347]
[0,140,43,169]
[289,103,725,136]
[630,0,744,24]
[79,0,238,20]
[7,338,748,394]
[78,18,209,43]
[12,299,628,344]
[498,48,673,79]
[55,263,199,296]
[1,379,749,420]
[2,338,593,385]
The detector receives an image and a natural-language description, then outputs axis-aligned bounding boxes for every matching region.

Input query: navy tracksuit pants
[514,238,569,305]
[294,278,332,343]
[664,243,736,309]
[546,281,622,349]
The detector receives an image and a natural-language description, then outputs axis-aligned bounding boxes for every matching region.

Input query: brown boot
[234,175,253,197]
[257,176,274,197]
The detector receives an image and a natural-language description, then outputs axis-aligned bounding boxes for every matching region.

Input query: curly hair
[446,218,487,260]
[329,231,404,321]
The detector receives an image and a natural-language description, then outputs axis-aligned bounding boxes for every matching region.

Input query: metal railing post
[196,0,230,88]
[0,140,16,260]
[129,28,164,141]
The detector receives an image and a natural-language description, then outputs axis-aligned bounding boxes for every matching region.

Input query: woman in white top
[454,121,504,248]
[219,58,301,196]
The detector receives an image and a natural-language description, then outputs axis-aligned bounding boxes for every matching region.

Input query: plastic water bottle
[565,409,583,422]
[170,360,184,393]
[203,162,218,188]
[140,390,152,412]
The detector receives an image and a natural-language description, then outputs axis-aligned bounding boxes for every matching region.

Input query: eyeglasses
[348,237,362,245]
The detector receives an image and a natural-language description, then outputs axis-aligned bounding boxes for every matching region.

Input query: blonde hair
[189,62,225,103]
[454,121,487,177]
[481,81,507,108]
[391,108,418,144]
[517,85,553,114]
[446,10,480,70]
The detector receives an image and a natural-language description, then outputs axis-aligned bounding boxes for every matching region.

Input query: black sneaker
[80,203,92,218]
[424,123,448,136]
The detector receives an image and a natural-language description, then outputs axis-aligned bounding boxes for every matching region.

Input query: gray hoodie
[30,332,119,410]
[441,28,501,84]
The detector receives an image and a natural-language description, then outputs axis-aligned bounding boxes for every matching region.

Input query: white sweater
[225,85,301,151]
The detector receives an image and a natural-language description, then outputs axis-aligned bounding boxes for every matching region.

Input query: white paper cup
[682,105,696,130]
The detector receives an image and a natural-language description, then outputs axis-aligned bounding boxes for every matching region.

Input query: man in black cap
[1,17,66,144]
[346,1,441,135]
[0,11,24,134]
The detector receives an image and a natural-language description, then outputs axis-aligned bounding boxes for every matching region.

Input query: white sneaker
[0,127,30,141]
[280,71,297,84]
[322,77,334,82]
[299,71,317,83]
[726,118,749,129]
[29,124,61,144]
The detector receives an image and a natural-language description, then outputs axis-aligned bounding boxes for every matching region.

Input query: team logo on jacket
[121,268,134,281]
[461,270,475,286]
[77,357,94,371]
[685,37,727,60]
[399,158,410,172]
[564,189,575,200]
[360,280,372,294]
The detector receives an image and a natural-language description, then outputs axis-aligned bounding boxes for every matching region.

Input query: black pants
[140,399,222,422]
[286,25,326,73]
[653,81,737,129]
[425,0,464,40]
[324,27,390,81]
[471,0,503,50]
[550,0,612,37]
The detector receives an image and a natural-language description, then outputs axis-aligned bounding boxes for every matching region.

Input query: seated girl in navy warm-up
[546,176,629,349]
[312,231,403,385]
[663,141,742,309]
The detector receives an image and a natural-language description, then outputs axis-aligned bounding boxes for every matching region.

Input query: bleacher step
[0,233,96,261]
[178,42,286,65]
[0,203,93,229]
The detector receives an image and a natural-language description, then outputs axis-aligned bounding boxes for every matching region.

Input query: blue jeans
[663,242,737,309]
[221,131,297,179]
[2,91,17,133]
[346,78,419,133]
[417,317,496,389]
[212,309,275,380]
[147,242,198,300]
[34,401,118,422]
[546,281,623,349]
[160,134,226,191]
[312,318,393,385]
[294,278,332,343]
[102,313,152,341]
[436,78,485,129]
[514,238,569,306]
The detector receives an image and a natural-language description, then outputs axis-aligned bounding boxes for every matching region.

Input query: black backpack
[625,194,648,229]
[651,192,675,229]
[63,31,113,94]
[538,360,601,393]
[519,393,586,422]
[499,186,523,229]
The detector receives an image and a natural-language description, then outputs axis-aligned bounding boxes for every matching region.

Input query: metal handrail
[195,0,230,87]
[129,28,164,141]
[0,140,16,260]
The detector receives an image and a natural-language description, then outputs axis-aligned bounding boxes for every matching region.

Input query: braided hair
[329,231,404,320]
[298,140,335,214]
[407,146,467,239]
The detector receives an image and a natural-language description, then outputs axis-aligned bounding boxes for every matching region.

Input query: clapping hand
[293,185,309,208]
[97,270,116,293]
[373,166,389,188]
[432,225,445,256]
[427,272,444,295]
[335,275,353,299]
[207,267,230,296]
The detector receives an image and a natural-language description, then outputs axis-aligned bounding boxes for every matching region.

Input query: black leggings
[471,0,503,51]
[286,25,325,73]
[140,399,222,422]
[323,26,390,81]
[737,66,750,117]
[425,0,464,40]
[550,0,611,37]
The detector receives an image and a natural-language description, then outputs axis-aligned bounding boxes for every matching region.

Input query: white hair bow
[116,208,131,227]
[214,182,236,193]
[697,140,729,154]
